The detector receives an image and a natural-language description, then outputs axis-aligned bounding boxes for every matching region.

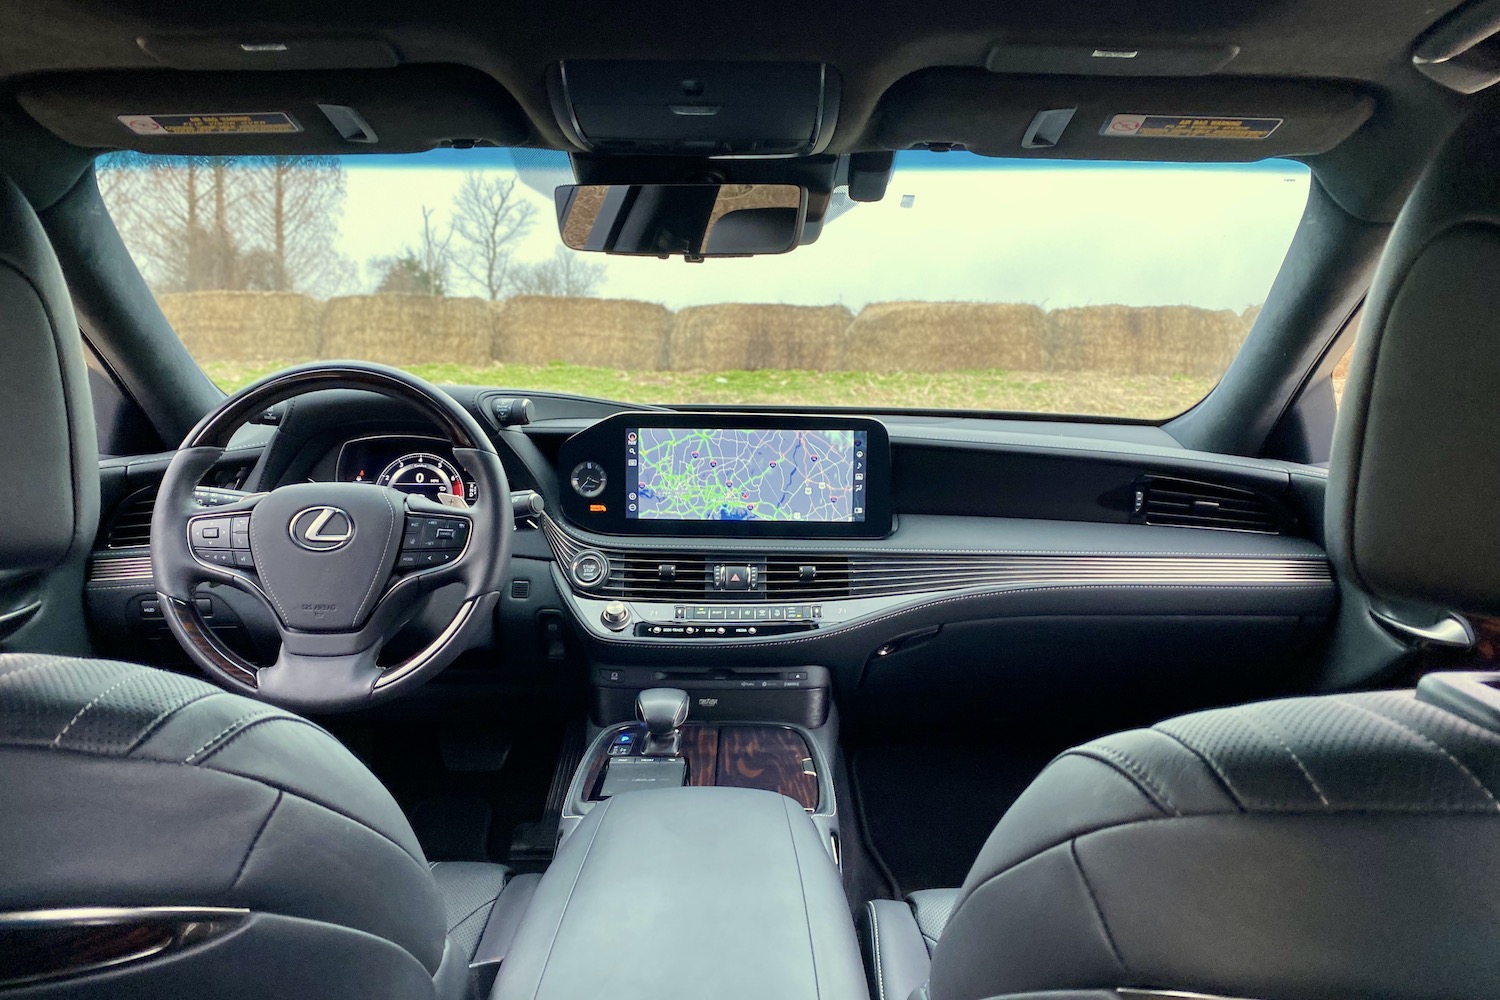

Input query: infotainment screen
[556,413,891,538]
[624,428,867,522]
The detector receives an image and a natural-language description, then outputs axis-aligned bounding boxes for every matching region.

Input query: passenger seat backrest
[0,175,98,652]
[1327,114,1500,618]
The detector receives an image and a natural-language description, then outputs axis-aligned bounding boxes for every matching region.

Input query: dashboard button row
[672,605,822,622]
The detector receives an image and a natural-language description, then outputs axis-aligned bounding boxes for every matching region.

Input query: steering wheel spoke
[152,363,512,713]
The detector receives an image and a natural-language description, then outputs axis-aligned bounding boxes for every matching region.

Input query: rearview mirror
[555,183,806,259]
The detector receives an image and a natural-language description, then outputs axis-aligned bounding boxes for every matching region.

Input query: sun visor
[17,65,532,154]
[874,69,1375,161]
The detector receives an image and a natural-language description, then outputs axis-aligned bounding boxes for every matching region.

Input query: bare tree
[95,152,354,296]
[448,172,536,299]
[509,246,607,297]
[369,205,453,296]
[240,156,356,297]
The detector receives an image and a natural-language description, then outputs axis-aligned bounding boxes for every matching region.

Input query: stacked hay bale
[668,304,851,371]
[158,291,323,363]
[320,295,497,365]
[1044,305,1245,376]
[846,302,1047,372]
[496,296,672,369]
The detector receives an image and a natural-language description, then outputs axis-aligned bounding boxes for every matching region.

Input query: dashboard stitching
[577,581,1335,651]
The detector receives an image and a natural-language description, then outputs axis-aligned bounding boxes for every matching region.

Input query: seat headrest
[1327,112,1500,616]
[0,177,98,580]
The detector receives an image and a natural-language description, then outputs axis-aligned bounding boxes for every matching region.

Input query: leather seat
[0,653,518,998]
[862,111,1500,1000]
[0,177,97,655]
[0,175,518,998]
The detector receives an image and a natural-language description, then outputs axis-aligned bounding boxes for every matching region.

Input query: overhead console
[556,412,892,539]
[547,60,840,156]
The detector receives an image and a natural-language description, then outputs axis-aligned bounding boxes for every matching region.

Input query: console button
[716,565,754,591]
[769,606,786,620]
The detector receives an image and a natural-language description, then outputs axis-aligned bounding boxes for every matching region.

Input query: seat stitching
[1148,727,1249,811]
[123,689,224,754]
[51,670,145,746]
[449,893,504,935]
[231,790,282,887]
[1242,709,1330,807]
[1336,697,1500,811]
[1070,839,1129,976]
[867,901,886,1000]
[1065,745,1181,817]
[183,711,290,763]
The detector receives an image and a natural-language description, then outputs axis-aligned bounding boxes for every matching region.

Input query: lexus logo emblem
[289,506,355,552]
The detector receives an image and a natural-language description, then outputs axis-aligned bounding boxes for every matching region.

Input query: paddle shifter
[636,687,690,756]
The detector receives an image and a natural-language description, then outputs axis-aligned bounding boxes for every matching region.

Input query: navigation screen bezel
[556,412,893,538]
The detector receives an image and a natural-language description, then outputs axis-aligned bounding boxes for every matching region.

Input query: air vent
[764,557,851,600]
[607,553,712,600]
[1135,476,1285,534]
[104,488,157,549]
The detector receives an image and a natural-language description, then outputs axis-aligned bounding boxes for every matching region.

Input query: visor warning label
[117,112,303,136]
[1101,114,1283,140]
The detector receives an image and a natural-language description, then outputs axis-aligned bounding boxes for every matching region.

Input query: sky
[336,149,1310,312]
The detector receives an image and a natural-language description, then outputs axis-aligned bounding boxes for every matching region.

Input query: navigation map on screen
[625,427,867,522]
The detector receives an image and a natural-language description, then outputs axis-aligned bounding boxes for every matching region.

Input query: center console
[491,785,867,1000]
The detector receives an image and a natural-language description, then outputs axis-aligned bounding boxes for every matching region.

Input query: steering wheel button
[232,550,255,568]
[398,552,420,569]
[230,515,250,534]
[190,518,233,548]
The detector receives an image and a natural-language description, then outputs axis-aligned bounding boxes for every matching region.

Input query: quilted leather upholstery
[0,653,508,999]
[923,690,1500,1000]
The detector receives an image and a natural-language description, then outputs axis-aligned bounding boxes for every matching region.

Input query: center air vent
[1134,476,1285,534]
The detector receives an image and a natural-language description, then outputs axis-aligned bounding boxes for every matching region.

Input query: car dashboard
[87,385,1339,732]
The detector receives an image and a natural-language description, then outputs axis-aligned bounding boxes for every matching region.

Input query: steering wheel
[150,362,511,713]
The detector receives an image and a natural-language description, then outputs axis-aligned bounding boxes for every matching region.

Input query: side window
[1332,341,1354,409]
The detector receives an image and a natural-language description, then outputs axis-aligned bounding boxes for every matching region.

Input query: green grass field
[202,360,1218,420]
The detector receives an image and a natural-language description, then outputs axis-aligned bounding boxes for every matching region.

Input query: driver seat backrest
[0,176,99,655]
[0,652,484,999]
[866,110,1500,1000]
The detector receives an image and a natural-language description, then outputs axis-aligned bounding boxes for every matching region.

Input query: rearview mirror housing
[555,183,807,260]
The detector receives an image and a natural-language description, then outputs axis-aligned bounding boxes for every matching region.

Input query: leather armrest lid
[491,786,868,1000]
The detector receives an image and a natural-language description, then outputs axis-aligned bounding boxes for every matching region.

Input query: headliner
[0,0,1483,220]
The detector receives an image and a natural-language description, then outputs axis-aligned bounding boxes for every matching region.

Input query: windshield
[95,149,1310,419]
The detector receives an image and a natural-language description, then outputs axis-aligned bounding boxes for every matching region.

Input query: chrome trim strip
[1118,990,1263,1000]
[0,906,249,926]
[543,516,1332,602]
[0,906,248,988]
[87,554,153,584]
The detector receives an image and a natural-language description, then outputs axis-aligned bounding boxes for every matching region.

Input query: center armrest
[492,786,869,1000]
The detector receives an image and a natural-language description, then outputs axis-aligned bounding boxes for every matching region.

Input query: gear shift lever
[636,687,689,756]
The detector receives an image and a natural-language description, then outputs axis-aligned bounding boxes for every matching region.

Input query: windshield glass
[96,149,1310,419]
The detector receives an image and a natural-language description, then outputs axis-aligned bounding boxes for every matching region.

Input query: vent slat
[1140,476,1284,534]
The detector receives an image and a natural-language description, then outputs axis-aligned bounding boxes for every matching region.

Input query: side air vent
[104,488,157,549]
[1134,476,1286,534]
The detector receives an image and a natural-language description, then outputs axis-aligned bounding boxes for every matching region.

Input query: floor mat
[851,744,1056,894]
